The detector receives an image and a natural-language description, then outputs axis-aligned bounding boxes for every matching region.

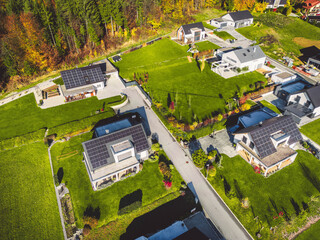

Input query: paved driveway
[120,87,253,240]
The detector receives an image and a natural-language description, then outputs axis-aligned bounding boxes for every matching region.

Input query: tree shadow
[269,197,278,214]
[83,205,101,220]
[234,179,243,200]
[118,189,143,215]
[299,161,320,193]
[290,197,301,216]
[57,167,64,184]
[120,188,199,240]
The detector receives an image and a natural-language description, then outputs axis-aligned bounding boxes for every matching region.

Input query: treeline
[0,0,304,91]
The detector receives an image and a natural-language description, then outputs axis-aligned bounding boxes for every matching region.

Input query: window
[305,101,311,107]
[242,136,247,144]
[249,141,255,149]
[194,31,200,41]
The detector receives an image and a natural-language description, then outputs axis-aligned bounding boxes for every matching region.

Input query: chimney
[259,121,263,126]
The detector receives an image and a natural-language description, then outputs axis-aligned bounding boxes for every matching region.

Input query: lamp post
[206,163,209,179]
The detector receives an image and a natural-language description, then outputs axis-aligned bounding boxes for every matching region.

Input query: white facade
[177,26,206,44]
[92,81,105,90]
[210,13,253,29]
[221,51,265,72]
[271,72,297,84]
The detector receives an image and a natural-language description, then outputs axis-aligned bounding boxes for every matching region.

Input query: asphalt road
[121,87,253,240]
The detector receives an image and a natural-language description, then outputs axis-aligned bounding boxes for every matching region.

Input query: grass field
[50,133,183,227]
[237,13,320,61]
[296,220,320,240]
[260,100,281,114]
[205,150,320,238]
[300,118,320,146]
[195,41,220,51]
[114,38,267,123]
[214,31,236,40]
[0,142,63,239]
[202,22,216,30]
[0,94,117,140]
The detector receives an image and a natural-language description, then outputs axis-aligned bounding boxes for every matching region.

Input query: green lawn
[114,38,267,123]
[237,13,320,61]
[206,151,320,238]
[0,142,63,239]
[0,94,117,140]
[300,119,320,146]
[195,41,220,52]
[214,31,236,40]
[296,220,320,240]
[202,22,216,31]
[260,100,281,114]
[50,133,183,227]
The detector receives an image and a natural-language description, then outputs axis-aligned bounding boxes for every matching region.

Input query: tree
[192,149,208,168]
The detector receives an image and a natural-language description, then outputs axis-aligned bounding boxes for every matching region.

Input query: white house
[177,22,206,44]
[271,71,297,84]
[284,85,320,124]
[265,0,287,9]
[219,45,266,72]
[82,119,150,191]
[234,115,302,177]
[210,10,253,29]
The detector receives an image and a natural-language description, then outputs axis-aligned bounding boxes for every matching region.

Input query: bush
[192,149,208,168]
[118,201,142,215]
[151,143,161,152]
[0,128,46,151]
[159,161,172,181]
[302,141,310,149]
[208,150,217,160]
[54,174,59,186]
[208,167,216,177]
[241,197,250,209]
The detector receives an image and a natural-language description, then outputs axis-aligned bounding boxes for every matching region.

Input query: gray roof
[226,10,253,21]
[235,116,302,159]
[285,103,312,118]
[305,85,320,108]
[82,124,149,170]
[233,45,266,63]
[265,0,287,5]
[61,65,105,90]
[181,22,205,35]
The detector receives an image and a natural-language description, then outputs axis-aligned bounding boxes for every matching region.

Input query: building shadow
[299,46,320,63]
[120,107,151,136]
[120,188,200,240]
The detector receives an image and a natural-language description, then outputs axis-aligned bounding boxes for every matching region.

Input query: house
[210,10,253,29]
[274,80,311,101]
[284,85,320,124]
[234,115,302,177]
[135,212,222,240]
[177,22,206,44]
[307,53,320,72]
[271,71,297,84]
[60,64,106,102]
[213,45,266,72]
[82,118,150,191]
[303,0,320,16]
[265,0,287,9]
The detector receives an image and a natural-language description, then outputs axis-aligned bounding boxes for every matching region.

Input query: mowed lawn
[195,41,220,51]
[260,100,281,114]
[0,142,63,239]
[296,220,320,240]
[114,38,267,123]
[0,94,117,140]
[50,133,183,227]
[206,151,320,238]
[237,13,320,60]
[300,118,320,146]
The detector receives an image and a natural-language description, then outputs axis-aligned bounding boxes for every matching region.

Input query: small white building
[234,115,302,177]
[265,0,287,9]
[284,85,320,124]
[219,45,266,72]
[177,22,206,44]
[82,120,150,191]
[271,71,297,84]
[210,10,253,29]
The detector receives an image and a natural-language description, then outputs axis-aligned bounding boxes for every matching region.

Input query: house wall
[271,73,297,84]
[234,19,253,28]
[313,106,320,117]
[137,150,148,161]
[222,51,266,71]
[210,20,222,28]
[92,81,105,90]
[234,133,260,156]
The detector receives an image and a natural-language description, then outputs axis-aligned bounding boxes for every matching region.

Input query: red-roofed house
[303,0,320,16]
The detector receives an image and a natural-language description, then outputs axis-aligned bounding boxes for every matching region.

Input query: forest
[0,0,304,92]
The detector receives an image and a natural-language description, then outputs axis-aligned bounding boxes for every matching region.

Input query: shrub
[208,150,217,160]
[82,225,91,236]
[151,143,161,152]
[159,161,172,181]
[208,167,216,177]
[302,141,310,149]
[118,200,142,215]
[241,197,250,209]
[83,216,98,228]
[54,174,59,186]
[192,149,208,168]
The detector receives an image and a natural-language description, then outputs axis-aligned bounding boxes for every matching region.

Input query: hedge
[118,201,142,215]
[48,109,115,138]
[0,128,46,151]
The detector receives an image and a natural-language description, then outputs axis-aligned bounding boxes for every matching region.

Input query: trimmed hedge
[118,201,142,215]
[0,128,46,151]
[48,109,115,139]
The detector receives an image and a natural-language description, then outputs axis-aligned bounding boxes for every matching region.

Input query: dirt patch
[293,37,320,49]
[286,215,320,240]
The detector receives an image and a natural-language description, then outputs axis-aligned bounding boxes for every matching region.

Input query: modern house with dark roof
[234,115,302,177]
[82,119,150,190]
[284,85,320,124]
[265,0,287,9]
[60,64,106,102]
[210,10,253,29]
[177,22,206,44]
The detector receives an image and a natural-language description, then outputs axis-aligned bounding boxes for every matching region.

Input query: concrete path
[121,87,253,240]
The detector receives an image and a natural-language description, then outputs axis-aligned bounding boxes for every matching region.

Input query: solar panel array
[250,116,302,159]
[83,124,149,170]
[61,65,105,90]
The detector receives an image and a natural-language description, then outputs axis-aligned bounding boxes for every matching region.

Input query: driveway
[120,87,253,240]
[97,74,125,100]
